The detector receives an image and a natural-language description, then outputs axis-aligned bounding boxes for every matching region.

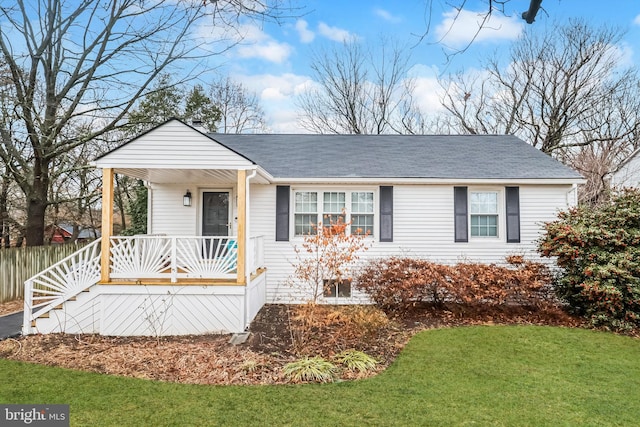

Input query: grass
[1,326,640,426]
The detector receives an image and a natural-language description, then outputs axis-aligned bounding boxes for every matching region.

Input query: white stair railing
[23,238,102,335]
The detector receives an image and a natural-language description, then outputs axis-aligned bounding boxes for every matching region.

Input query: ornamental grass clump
[282,356,338,383]
[538,188,640,331]
[334,350,378,373]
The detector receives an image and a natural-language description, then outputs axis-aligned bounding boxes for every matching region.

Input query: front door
[202,191,230,237]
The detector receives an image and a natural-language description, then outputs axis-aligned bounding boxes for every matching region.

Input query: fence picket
[0,243,88,303]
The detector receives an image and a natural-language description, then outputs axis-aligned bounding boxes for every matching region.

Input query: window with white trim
[294,192,317,236]
[351,191,374,235]
[470,191,499,237]
[322,192,346,226]
[293,190,375,237]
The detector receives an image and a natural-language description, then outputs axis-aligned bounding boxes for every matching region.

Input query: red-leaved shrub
[355,256,552,314]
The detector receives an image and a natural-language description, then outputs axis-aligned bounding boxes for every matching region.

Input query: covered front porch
[23,120,274,335]
[99,166,267,287]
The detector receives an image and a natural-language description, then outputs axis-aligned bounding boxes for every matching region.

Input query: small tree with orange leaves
[289,215,371,304]
[287,215,371,352]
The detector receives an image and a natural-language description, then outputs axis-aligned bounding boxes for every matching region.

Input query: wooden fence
[0,243,87,303]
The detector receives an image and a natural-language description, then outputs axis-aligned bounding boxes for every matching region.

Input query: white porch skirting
[31,281,266,336]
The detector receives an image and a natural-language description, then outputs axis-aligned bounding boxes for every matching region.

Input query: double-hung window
[470,191,499,237]
[294,192,318,236]
[322,192,346,227]
[350,192,374,235]
[293,190,374,236]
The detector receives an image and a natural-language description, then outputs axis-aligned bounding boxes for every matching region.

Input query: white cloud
[295,19,315,43]
[613,42,635,69]
[236,41,292,63]
[197,22,292,63]
[317,22,355,42]
[236,73,315,133]
[406,65,446,114]
[634,14,640,25]
[435,9,523,48]
[374,8,401,24]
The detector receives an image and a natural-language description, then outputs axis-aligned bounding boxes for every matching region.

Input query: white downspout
[243,168,258,330]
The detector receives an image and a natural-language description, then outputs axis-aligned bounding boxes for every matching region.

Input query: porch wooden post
[100,168,114,283]
[236,169,246,285]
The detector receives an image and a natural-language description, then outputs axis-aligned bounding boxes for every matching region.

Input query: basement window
[323,279,352,298]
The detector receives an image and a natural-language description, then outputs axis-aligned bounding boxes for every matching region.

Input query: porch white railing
[248,235,264,275]
[23,238,102,334]
[109,235,242,282]
[23,235,266,334]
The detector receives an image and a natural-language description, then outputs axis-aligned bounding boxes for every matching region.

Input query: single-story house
[23,119,583,336]
[45,223,101,244]
[611,148,640,188]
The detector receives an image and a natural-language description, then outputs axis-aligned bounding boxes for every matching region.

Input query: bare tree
[440,20,640,203]
[210,77,268,133]
[0,0,292,246]
[296,39,426,135]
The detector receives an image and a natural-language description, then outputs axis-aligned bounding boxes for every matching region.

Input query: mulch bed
[0,299,23,317]
[0,302,586,385]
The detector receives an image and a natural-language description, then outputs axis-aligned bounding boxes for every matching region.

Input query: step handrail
[23,238,102,335]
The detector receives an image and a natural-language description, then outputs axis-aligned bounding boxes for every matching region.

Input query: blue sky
[195,0,640,132]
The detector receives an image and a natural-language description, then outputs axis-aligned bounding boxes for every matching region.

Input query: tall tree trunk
[25,157,49,246]
[0,182,8,248]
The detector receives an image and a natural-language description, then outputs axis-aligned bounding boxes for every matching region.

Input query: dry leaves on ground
[0,302,585,385]
[0,299,23,316]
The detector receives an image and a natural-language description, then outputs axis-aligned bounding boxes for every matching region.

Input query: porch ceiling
[113,168,270,184]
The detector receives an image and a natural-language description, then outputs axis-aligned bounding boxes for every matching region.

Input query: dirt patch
[0,301,586,385]
[0,299,23,317]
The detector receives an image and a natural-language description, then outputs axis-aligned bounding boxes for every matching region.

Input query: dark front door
[202,191,230,237]
[202,191,231,258]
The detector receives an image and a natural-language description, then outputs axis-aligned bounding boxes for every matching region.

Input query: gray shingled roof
[209,134,582,180]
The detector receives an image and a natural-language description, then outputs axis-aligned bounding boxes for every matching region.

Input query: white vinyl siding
[95,120,254,170]
[249,184,574,304]
[148,183,237,236]
[148,182,574,305]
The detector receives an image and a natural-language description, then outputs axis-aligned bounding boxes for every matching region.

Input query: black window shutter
[275,186,290,242]
[505,186,520,243]
[379,186,393,242]
[454,186,468,243]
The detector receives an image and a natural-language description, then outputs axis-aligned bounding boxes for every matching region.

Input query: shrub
[355,257,552,315]
[282,356,338,383]
[538,189,640,331]
[355,257,453,312]
[449,257,552,307]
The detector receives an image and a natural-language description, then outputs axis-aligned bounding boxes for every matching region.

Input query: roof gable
[94,119,254,170]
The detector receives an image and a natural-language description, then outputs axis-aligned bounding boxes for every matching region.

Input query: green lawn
[1,326,639,426]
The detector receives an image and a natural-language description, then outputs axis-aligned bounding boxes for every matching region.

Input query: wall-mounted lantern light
[183,190,192,207]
